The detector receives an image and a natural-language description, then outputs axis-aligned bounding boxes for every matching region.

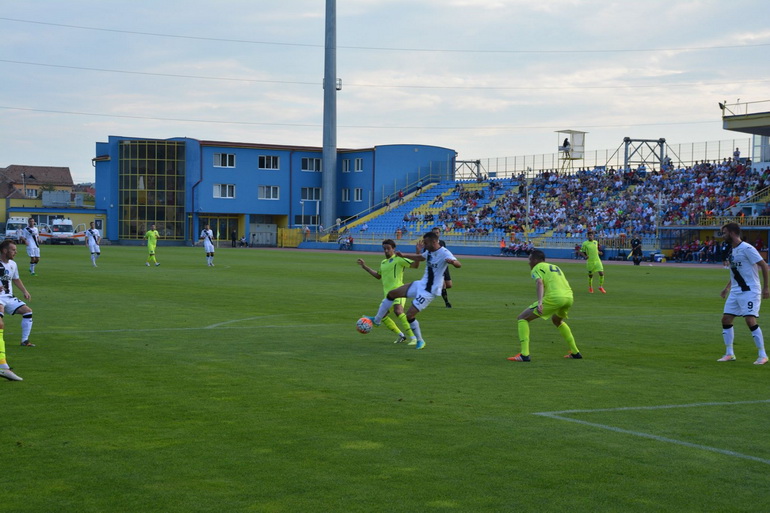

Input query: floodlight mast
[321,0,337,233]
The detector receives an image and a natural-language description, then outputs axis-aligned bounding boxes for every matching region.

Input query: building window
[259,155,280,170]
[354,158,363,172]
[118,140,186,240]
[354,188,363,202]
[258,185,279,200]
[341,188,350,202]
[214,184,235,198]
[301,157,322,172]
[213,153,235,168]
[25,189,39,199]
[342,159,351,173]
[301,187,322,201]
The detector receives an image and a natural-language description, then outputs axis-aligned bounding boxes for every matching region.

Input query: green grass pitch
[3,245,769,512]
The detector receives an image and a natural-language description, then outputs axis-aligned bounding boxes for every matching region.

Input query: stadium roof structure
[721,99,770,137]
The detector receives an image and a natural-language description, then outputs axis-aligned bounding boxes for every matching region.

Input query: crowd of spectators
[413,158,769,243]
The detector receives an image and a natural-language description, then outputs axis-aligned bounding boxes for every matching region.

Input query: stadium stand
[342,156,770,258]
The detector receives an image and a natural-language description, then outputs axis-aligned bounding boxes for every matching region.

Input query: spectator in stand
[672,243,683,262]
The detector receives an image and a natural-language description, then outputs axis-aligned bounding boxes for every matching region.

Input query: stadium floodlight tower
[556,129,587,173]
[321,0,339,234]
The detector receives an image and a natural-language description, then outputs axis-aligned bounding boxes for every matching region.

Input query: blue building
[93,136,456,244]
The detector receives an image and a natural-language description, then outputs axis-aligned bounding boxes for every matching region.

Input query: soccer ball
[356,317,373,334]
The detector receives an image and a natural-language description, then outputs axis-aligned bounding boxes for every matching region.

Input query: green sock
[397,313,415,339]
[558,322,579,354]
[517,319,530,356]
[382,316,400,335]
[599,275,605,286]
[0,328,6,367]
[588,275,593,287]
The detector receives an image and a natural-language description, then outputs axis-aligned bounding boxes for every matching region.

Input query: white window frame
[25,188,39,199]
[354,158,364,172]
[301,187,322,201]
[354,188,363,202]
[301,157,322,172]
[259,155,280,170]
[342,159,351,173]
[213,153,236,168]
[213,184,235,199]
[258,185,280,200]
[341,188,350,202]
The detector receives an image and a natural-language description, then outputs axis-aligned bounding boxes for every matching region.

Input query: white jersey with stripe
[728,241,763,293]
[21,226,40,249]
[85,228,101,247]
[0,258,19,297]
[418,246,455,296]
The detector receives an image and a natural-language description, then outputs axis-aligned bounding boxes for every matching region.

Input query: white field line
[534,400,770,465]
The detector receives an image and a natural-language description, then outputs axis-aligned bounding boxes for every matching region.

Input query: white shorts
[203,241,215,253]
[26,246,40,258]
[724,290,762,318]
[88,244,101,254]
[406,282,437,312]
[0,296,27,315]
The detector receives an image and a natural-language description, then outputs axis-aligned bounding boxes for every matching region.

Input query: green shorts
[529,296,573,320]
[586,260,604,273]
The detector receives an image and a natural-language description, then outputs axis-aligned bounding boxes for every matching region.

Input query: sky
[1,0,769,183]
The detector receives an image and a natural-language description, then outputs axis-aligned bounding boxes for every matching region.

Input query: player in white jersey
[19,218,41,275]
[0,240,35,377]
[365,231,461,349]
[199,224,216,266]
[718,222,769,365]
[84,222,102,267]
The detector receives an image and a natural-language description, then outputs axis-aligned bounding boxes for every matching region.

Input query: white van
[4,217,29,243]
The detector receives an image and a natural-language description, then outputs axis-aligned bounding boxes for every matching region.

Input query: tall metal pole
[321,0,337,232]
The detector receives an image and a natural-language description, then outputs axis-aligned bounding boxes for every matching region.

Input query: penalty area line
[533,400,770,466]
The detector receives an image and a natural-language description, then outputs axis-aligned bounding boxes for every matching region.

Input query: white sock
[722,326,734,355]
[21,315,33,342]
[374,299,394,324]
[409,319,423,341]
[751,326,767,358]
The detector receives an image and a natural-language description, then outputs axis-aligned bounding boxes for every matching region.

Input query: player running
[357,239,419,345]
[580,230,606,293]
[718,222,769,365]
[364,231,461,350]
[508,249,581,362]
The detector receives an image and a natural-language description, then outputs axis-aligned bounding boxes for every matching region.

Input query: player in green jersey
[144,224,160,267]
[508,249,582,362]
[580,231,605,293]
[358,239,419,344]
